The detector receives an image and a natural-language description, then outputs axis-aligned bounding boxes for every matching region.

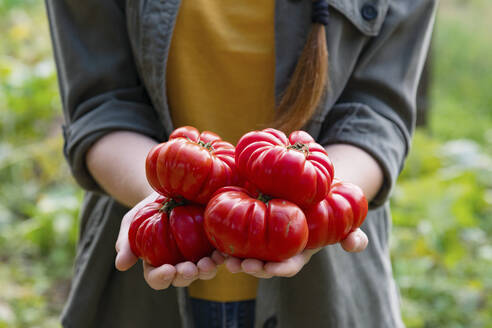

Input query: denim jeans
[190,298,255,328]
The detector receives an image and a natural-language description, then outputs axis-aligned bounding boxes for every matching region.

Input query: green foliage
[392,131,492,328]
[388,1,492,326]
[0,2,81,327]
[430,0,492,143]
[0,0,36,12]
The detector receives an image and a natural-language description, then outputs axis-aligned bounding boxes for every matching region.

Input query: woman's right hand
[114,191,225,290]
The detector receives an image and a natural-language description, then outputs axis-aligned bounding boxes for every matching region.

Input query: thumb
[115,192,160,270]
[115,211,139,271]
[340,228,368,253]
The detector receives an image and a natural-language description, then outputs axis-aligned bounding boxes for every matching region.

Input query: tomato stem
[257,193,273,204]
[287,142,309,156]
[159,198,187,214]
[197,140,215,152]
[185,136,215,152]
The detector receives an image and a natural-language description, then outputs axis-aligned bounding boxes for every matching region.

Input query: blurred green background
[0,0,491,327]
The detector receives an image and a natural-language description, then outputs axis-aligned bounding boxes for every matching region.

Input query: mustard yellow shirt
[167,0,275,145]
[166,0,275,301]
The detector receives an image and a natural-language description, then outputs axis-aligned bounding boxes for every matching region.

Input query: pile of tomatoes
[129,126,368,267]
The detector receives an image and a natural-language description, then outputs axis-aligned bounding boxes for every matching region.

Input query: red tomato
[235,128,334,208]
[204,186,308,262]
[146,126,237,204]
[304,180,368,249]
[128,196,214,267]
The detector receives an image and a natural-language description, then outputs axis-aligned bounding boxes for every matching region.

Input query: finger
[115,211,132,253]
[264,249,319,278]
[172,262,199,287]
[115,193,160,271]
[143,262,176,290]
[264,257,302,277]
[247,271,273,279]
[241,259,273,279]
[224,256,243,273]
[341,229,368,253]
[197,257,218,280]
[116,195,156,254]
[115,213,138,271]
[211,250,225,265]
[241,259,263,273]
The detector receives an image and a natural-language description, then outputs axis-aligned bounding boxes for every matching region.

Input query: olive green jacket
[45,0,437,327]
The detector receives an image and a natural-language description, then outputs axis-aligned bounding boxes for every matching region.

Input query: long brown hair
[274,4,329,134]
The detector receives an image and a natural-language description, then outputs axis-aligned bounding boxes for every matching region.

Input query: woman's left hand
[218,228,368,278]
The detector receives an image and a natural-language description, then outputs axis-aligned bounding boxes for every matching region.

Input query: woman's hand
[114,191,223,290]
[140,251,224,290]
[221,228,368,279]
[339,228,369,253]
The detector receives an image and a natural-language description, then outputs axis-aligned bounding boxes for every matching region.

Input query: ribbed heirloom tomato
[235,128,334,208]
[304,180,368,249]
[129,196,214,267]
[146,126,237,205]
[204,186,308,262]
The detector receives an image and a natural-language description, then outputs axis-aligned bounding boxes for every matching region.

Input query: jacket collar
[329,0,389,36]
[135,0,389,139]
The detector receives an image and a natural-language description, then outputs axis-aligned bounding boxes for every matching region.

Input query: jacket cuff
[318,103,408,208]
[63,96,166,193]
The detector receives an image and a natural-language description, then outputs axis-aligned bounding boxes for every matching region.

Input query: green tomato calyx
[287,142,309,156]
[159,198,187,214]
[257,193,273,204]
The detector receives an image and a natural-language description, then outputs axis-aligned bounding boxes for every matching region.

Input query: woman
[46,0,437,327]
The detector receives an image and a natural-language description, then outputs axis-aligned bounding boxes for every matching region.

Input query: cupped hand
[141,250,225,290]
[222,228,368,279]
[114,192,225,290]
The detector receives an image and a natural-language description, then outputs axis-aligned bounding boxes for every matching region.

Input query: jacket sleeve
[45,0,165,192]
[318,0,437,208]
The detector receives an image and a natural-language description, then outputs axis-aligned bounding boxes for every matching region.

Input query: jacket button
[361,4,378,21]
[263,315,278,328]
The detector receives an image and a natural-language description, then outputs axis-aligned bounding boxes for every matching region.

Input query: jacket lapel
[139,0,181,138]
[274,0,311,104]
